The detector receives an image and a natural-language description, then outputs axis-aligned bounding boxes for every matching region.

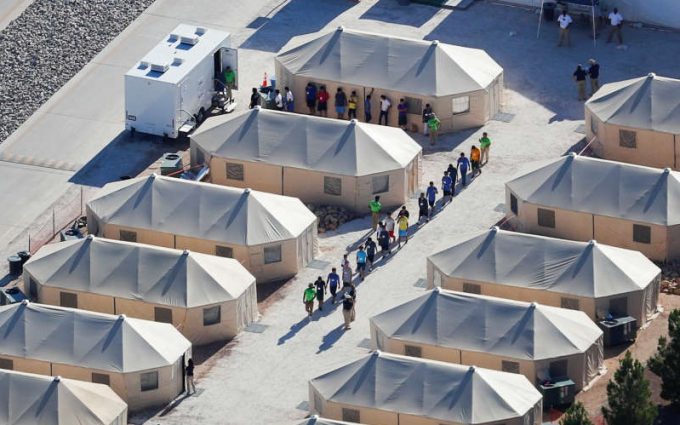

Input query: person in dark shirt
[342,292,355,330]
[249,87,260,109]
[185,359,196,394]
[587,59,600,96]
[335,88,347,119]
[447,163,458,195]
[365,237,377,271]
[418,193,429,224]
[377,223,391,257]
[314,276,326,311]
[573,64,588,101]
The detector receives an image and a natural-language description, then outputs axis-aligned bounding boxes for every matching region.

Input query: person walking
[479,132,491,165]
[348,90,358,120]
[427,113,441,145]
[356,245,367,281]
[573,64,588,101]
[342,292,355,330]
[303,283,316,317]
[587,59,600,96]
[397,213,409,247]
[314,276,327,311]
[418,193,429,224]
[342,260,352,290]
[379,95,391,125]
[384,213,396,243]
[335,88,347,119]
[185,359,196,394]
[397,206,410,220]
[327,267,340,303]
[364,88,374,122]
[557,10,573,47]
[249,87,260,109]
[317,86,329,117]
[369,196,382,231]
[422,104,433,136]
[607,8,623,45]
[470,145,481,177]
[441,171,453,205]
[284,86,295,112]
[305,83,317,115]
[447,163,458,196]
[426,181,438,218]
[223,66,236,100]
[274,89,284,110]
[397,99,408,130]
[377,223,391,258]
[365,237,377,271]
[457,153,471,187]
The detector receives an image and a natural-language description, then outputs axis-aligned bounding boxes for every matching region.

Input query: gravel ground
[0,0,155,142]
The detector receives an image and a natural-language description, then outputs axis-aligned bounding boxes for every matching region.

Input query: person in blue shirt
[441,171,453,206]
[364,88,374,122]
[356,245,368,281]
[425,181,438,218]
[327,267,340,303]
[457,152,471,187]
[305,83,317,115]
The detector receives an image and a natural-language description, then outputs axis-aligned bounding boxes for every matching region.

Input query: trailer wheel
[197,108,206,124]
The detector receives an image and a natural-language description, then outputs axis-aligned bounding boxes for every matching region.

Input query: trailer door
[221,47,239,89]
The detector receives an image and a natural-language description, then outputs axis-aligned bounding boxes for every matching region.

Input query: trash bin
[543,2,556,21]
[8,255,22,276]
[17,251,30,265]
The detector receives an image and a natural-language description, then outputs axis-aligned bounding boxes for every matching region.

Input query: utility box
[161,153,184,176]
[124,24,238,138]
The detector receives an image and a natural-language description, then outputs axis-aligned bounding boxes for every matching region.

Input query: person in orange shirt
[470,145,481,177]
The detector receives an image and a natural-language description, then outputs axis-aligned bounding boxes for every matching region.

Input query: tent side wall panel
[245,239,300,283]
[52,363,128,402]
[122,362,185,411]
[383,337,462,364]
[321,401,399,425]
[208,158,284,195]
[282,168,359,210]
[667,225,680,261]
[185,301,245,345]
[511,200,594,242]
[103,224,174,249]
[593,216,667,261]
[0,354,51,375]
[37,286,115,314]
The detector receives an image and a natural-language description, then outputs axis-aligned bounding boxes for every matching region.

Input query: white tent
[23,236,258,344]
[428,228,660,325]
[370,289,604,390]
[190,107,422,211]
[0,369,127,425]
[86,174,318,282]
[310,351,542,425]
[505,154,680,261]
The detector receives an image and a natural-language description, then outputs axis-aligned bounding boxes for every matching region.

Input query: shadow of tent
[359,0,441,28]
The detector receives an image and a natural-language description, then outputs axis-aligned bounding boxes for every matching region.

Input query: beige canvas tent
[505,153,680,261]
[86,174,318,283]
[310,351,542,425]
[23,236,258,345]
[190,107,423,212]
[298,417,361,425]
[275,27,503,133]
[0,369,128,425]
[427,228,661,326]
[370,289,604,391]
[0,302,191,411]
[586,73,680,169]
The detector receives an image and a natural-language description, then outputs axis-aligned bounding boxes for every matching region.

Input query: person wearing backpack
[365,237,377,271]
[342,292,355,330]
[356,245,368,281]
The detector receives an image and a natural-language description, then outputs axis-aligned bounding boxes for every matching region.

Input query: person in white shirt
[557,10,573,47]
[607,8,623,44]
[379,95,391,126]
[284,86,294,112]
[274,89,284,110]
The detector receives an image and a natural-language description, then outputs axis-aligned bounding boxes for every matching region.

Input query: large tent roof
[311,351,541,424]
[371,289,602,360]
[276,27,502,97]
[0,369,127,425]
[428,228,659,298]
[506,154,680,225]
[586,73,680,134]
[191,107,422,177]
[24,237,255,309]
[0,302,190,373]
[87,175,317,246]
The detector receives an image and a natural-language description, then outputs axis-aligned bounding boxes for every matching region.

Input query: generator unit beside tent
[125,24,238,139]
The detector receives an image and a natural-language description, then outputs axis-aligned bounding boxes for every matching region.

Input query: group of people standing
[556,7,625,48]
[573,59,600,101]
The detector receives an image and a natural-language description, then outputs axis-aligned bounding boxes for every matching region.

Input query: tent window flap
[226,163,245,180]
[324,176,342,196]
[92,373,110,385]
[404,345,422,358]
[537,208,555,228]
[452,96,470,114]
[619,129,637,148]
[633,224,651,244]
[502,360,520,374]
[510,193,518,215]
[405,96,422,115]
[561,297,580,310]
[372,175,390,194]
[119,230,137,242]
[264,245,282,264]
[0,358,13,370]
[140,371,159,392]
[215,245,233,258]
[60,292,78,308]
[342,408,360,423]
[203,305,221,326]
[154,307,173,324]
[549,359,568,379]
[463,283,481,294]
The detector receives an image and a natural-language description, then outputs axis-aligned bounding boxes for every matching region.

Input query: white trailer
[124,24,238,139]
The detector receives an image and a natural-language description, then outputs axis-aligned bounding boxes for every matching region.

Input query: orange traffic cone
[262,72,268,87]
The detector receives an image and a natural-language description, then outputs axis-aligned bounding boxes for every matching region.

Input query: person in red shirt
[317,86,329,117]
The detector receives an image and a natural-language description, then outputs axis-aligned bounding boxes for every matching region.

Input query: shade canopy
[0,369,127,425]
[311,351,541,424]
[25,236,255,308]
[429,228,659,298]
[506,154,680,225]
[0,302,191,373]
[586,73,680,134]
[371,289,602,360]
[276,27,502,97]
[87,175,317,246]
[192,107,422,177]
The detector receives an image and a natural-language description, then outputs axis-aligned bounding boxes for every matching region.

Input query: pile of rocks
[307,204,356,233]
[660,260,680,282]
[0,0,155,142]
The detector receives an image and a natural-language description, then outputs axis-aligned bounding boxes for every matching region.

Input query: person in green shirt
[368,196,382,231]
[479,132,491,165]
[303,283,316,318]
[223,66,236,100]
[427,113,441,146]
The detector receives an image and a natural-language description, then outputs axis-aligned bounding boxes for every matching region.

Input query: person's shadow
[317,324,346,354]
[277,316,312,345]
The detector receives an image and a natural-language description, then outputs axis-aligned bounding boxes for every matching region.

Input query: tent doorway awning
[537,0,598,46]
